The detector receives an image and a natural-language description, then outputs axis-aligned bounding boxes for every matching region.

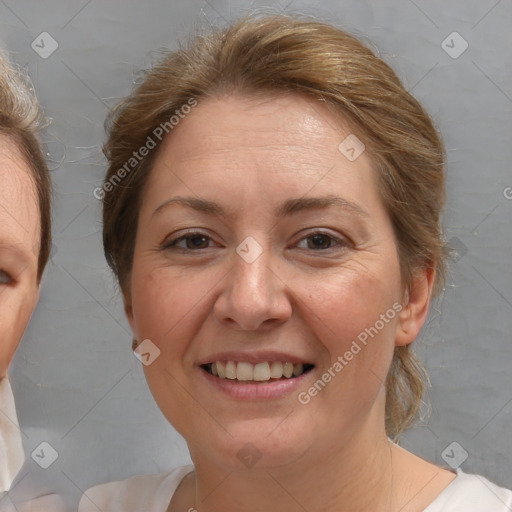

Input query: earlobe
[124,297,137,338]
[33,285,41,309]
[395,266,435,347]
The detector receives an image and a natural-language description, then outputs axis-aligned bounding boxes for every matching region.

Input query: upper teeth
[210,361,305,381]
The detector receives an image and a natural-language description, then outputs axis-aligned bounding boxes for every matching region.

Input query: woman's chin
[191,417,316,470]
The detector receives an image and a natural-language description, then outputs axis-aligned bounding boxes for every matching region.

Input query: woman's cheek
[131,268,180,333]
[297,267,392,332]
[0,293,35,376]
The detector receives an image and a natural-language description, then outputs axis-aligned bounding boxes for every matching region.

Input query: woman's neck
[175,426,397,512]
[170,428,456,512]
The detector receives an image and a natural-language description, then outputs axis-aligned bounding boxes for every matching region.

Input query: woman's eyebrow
[277,195,370,219]
[152,195,370,220]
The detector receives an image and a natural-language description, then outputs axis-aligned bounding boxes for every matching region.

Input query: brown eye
[296,231,345,251]
[306,234,335,250]
[162,232,214,250]
[0,269,13,285]
[184,234,210,249]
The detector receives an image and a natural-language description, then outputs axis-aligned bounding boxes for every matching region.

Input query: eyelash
[160,230,348,253]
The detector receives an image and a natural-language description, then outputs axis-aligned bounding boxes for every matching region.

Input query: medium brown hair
[0,50,51,282]
[102,15,446,438]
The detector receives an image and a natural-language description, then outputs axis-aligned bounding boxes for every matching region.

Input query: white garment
[0,378,70,512]
[79,464,512,512]
[78,465,194,512]
[0,493,70,512]
[423,470,512,512]
[0,378,24,493]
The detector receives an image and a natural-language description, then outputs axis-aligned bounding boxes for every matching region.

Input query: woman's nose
[212,237,292,331]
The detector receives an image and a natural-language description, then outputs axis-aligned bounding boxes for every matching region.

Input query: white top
[0,493,69,512]
[79,464,512,512]
[0,378,69,511]
[0,378,24,493]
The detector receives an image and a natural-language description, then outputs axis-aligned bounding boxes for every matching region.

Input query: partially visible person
[79,14,511,512]
[0,50,67,512]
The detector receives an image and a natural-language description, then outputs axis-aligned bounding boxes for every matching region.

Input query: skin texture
[0,136,40,378]
[125,94,455,511]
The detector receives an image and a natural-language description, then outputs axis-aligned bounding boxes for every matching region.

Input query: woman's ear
[395,266,435,347]
[124,292,138,339]
[33,283,41,309]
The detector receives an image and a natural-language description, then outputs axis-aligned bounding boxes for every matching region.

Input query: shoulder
[424,469,512,512]
[78,464,194,512]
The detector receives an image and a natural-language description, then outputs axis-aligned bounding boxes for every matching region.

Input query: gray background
[1,0,511,508]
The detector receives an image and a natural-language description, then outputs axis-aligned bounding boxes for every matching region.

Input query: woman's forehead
[0,140,40,253]
[145,93,377,203]
[163,93,351,152]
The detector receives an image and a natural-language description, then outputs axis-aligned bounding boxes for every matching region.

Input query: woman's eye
[160,230,346,253]
[296,232,345,251]
[0,269,12,285]
[163,233,214,250]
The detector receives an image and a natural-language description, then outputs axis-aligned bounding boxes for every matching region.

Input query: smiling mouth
[201,361,314,382]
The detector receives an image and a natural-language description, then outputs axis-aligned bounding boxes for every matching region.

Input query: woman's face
[127,94,430,468]
[0,137,40,378]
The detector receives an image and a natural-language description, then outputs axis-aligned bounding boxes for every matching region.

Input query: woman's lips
[197,364,314,400]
